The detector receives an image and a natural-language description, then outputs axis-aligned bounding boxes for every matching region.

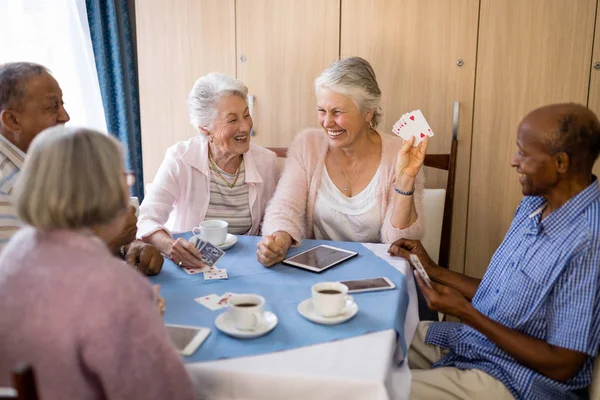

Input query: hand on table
[413,272,471,318]
[395,135,428,179]
[257,231,293,267]
[153,284,166,317]
[167,237,206,269]
[124,240,163,276]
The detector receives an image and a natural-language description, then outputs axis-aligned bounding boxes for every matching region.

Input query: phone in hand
[165,324,211,356]
[339,277,395,293]
[409,254,433,289]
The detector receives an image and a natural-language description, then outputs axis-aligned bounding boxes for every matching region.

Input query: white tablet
[282,244,358,273]
[165,324,211,356]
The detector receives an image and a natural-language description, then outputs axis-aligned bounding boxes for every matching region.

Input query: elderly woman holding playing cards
[138,73,280,268]
[0,126,193,399]
[257,57,428,267]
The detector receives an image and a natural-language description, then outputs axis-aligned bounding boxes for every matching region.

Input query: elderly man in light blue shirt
[390,103,600,400]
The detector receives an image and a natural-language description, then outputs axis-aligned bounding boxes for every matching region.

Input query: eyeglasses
[124,171,136,187]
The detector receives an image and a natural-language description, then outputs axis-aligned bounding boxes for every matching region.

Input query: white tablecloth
[186,243,419,400]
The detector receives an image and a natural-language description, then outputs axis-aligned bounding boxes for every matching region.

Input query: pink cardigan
[0,227,193,400]
[262,128,425,244]
[138,137,279,238]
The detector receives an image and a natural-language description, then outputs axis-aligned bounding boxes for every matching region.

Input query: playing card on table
[392,109,434,147]
[182,265,209,275]
[194,294,222,310]
[199,241,225,267]
[204,268,228,280]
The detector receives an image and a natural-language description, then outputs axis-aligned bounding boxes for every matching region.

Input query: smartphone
[339,277,396,293]
[409,254,433,289]
[165,324,211,356]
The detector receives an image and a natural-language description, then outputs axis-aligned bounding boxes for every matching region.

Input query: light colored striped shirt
[0,135,25,251]
[426,178,600,399]
[204,163,252,235]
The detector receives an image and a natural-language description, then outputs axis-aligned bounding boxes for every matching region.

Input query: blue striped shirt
[0,135,25,252]
[426,178,600,399]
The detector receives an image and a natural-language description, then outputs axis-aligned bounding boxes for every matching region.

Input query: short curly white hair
[187,73,249,140]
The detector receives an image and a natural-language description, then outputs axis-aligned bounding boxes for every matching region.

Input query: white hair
[187,73,249,140]
[315,57,382,128]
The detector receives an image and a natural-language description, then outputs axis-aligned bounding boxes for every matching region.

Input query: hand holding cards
[392,109,435,146]
[409,254,433,289]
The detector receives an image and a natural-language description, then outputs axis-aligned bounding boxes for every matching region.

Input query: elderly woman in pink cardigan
[138,73,279,269]
[257,57,427,267]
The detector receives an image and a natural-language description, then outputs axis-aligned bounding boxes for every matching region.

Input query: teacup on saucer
[297,298,358,325]
[215,311,278,339]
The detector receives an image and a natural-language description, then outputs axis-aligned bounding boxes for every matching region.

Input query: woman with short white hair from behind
[138,72,279,269]
[0,126,193,400]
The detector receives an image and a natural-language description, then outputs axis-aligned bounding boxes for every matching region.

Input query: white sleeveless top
[313,166,382,243]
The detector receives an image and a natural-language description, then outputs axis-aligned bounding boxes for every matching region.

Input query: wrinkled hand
[167,237,206,269]
[414,272,471,318]
[257,231,293,267]
[125,240,163,276]
[108,206,138,254]
[388,238,438,278]
[395,136,428,178]
[153,285,166,317]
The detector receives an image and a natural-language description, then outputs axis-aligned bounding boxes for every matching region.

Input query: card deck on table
[204,268,228,280]
[392,109,435,147]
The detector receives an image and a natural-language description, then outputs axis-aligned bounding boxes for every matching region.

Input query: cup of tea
[228,294,265,331]
[311,282,354,317]
[192,219,228,246]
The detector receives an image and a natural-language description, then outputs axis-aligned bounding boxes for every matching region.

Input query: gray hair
[187,72,249,139]
[315,57,382,128]
[15,126,128,230]
[0,62,50,112]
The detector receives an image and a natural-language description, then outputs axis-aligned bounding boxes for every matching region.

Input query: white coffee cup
[228,294,265,331]
[129,196,140,217]
[192,219,228,246]
[311,282,354,317]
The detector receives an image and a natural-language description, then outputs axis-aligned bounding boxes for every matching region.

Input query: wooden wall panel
[466,0,596,278]
[341,0,479,273]
[236,0,340,148]
[136,0,236,185]
[588,2,600,178]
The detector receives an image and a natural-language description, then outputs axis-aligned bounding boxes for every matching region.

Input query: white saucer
[297,298,358,325]
[215,311,278,339]
[218,234,238,251]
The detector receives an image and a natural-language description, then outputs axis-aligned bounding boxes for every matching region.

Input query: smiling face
[316,87,373,149]
[6,72,70,152]
[510,116,560,197]
[207,94,252,156]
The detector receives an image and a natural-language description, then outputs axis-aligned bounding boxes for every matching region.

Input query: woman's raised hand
[395,136,429,179]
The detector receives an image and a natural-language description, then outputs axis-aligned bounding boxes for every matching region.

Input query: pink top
[262,128,425,243]
[138,137,279,238]
[0,227,194,400]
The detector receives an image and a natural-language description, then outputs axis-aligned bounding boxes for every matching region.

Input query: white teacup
[311,282,354,318]
[129,196,140,217]
[192,219,228,246]
[228,294,265,331]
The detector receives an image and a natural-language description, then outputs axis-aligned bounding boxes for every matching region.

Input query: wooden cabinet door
[236,0,340,148]
[136,0,236,185]
[589,2,600,178]
[466,0,597,278]
[341,0,479,273]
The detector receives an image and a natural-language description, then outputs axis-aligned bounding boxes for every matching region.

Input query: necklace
[208,154,243,189]
[340,170,351,192]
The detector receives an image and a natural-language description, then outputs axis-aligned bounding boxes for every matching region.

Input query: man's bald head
[523,103,600,174]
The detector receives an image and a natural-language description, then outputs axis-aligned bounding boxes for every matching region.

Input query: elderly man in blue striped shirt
[390,103,600,400]
[0,62,163,275]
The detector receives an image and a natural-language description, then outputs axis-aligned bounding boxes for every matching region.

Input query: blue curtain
[85,0,144,199]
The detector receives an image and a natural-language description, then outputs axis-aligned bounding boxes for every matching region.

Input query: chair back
[589,355,600,399]
[0,364,39,400]
[422,133,458,269]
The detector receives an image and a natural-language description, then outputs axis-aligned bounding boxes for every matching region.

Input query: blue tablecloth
[149,234,409,363]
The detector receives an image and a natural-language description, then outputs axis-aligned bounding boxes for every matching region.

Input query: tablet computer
[165,324,211,356]
[282,244,358,273]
